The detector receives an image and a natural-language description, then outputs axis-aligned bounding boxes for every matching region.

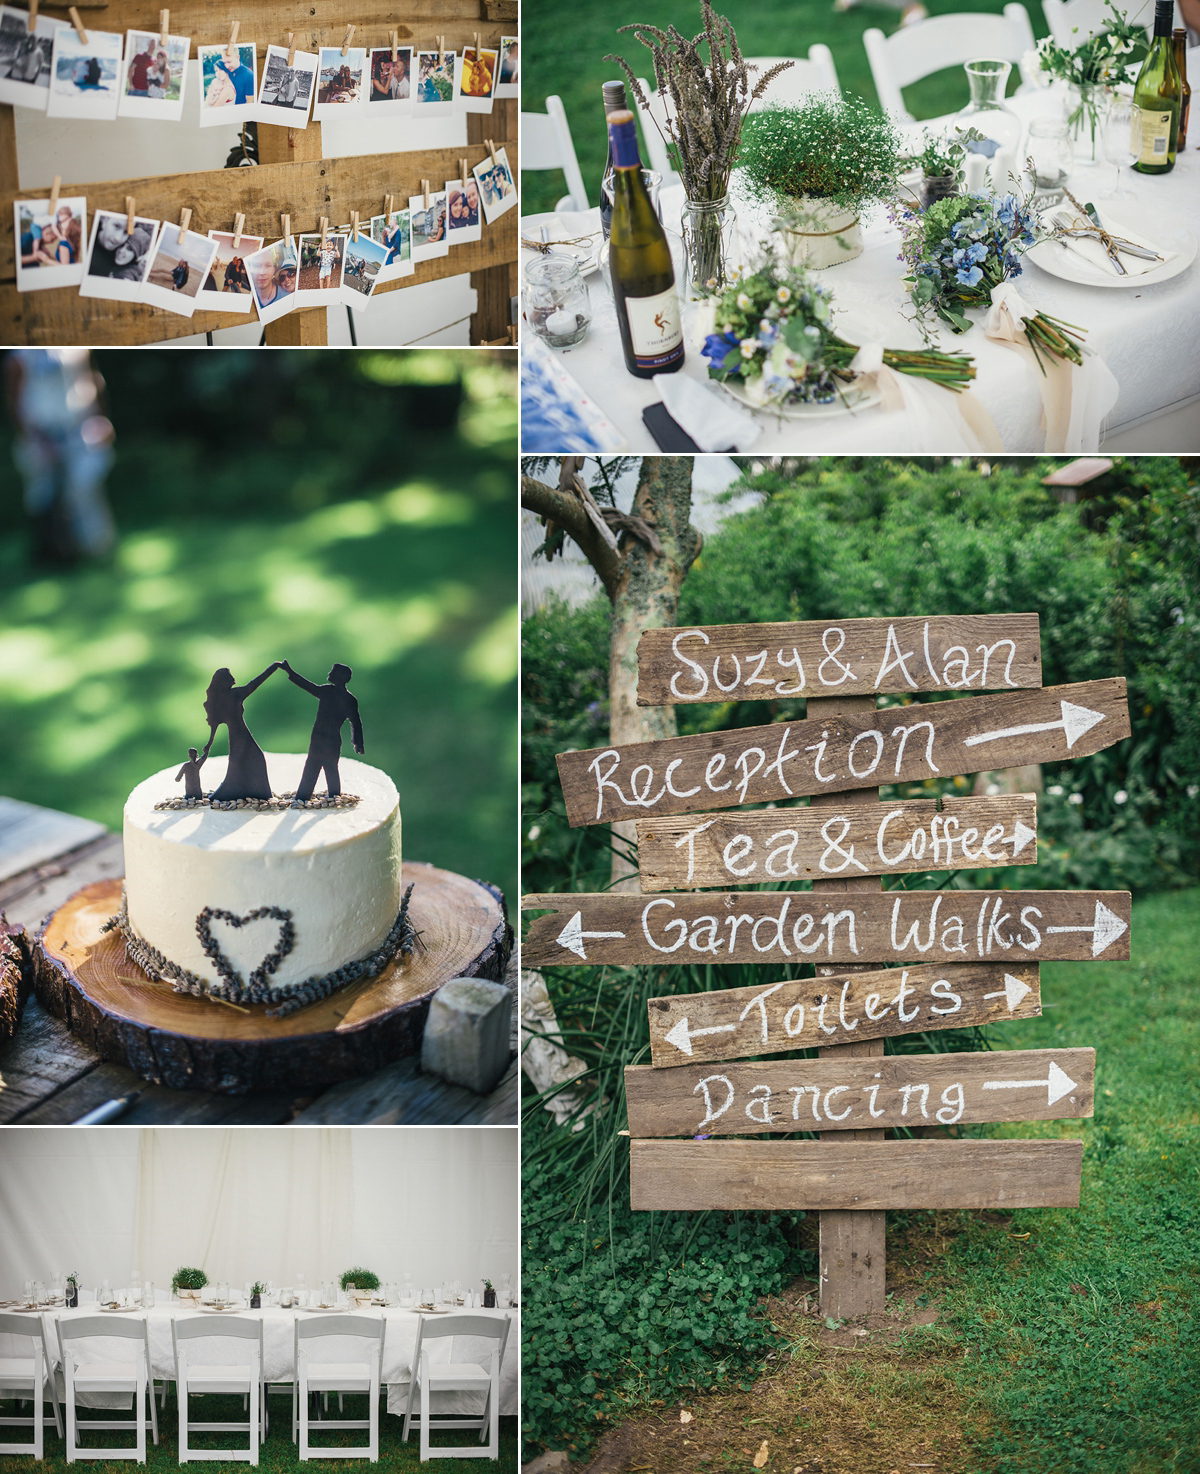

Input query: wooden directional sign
[636,793,1038,890]
[646,961,1041,1065]
[522,889,1131,967]
[629,1139,1084,1211]
[557,679,1129,827]
[637,614,1043,705]
[625,1047,1095,1136]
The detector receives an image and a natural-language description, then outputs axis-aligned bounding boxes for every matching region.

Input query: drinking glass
[600,166,664,237]
[1027,119,1074,201]
[143,1282,154,1309]
[1102,98,1141,198]
[100,1279,111,1305]
[280,1286,293,1308]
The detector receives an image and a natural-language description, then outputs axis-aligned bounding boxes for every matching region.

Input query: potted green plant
[65,1272,79,1309]
[172,1267,208,1306]
[250,1281,265,1309]
[340,1268,380,1307]
[482,1279,496,1308]
[738,95,902,269]
[910,127,984,210]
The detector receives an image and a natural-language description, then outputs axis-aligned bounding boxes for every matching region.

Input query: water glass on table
[1102,98,1141,197]
[1028,119,1074,202]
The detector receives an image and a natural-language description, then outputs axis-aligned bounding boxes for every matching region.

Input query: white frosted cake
[116,753,403,1013]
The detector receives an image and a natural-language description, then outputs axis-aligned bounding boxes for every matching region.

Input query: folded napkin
[652,371,763,451]
[847,342,1003,452]
[1043,202,1176,278]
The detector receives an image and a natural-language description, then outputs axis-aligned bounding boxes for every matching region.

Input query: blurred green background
[0,349,519,908]
[523,0,1041,214]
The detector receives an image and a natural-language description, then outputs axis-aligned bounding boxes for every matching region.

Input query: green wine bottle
[606,109,684,378]
[1132,0,1182,174]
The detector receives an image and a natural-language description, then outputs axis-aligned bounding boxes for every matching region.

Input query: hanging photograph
[197,229,264,311]
[366,45,412,115]
[494,35,518,97]
[370,209,413,281]
[295,231,347,306]
[413,49,455,117]
[46,25,123,120]
[78,209,159,301]
[117,28,190,120]
[196,41,257,126]
[473,147,517,224]
[256,43,316,126]
[456,45,497,114]
[0,7,58,110]
[313,45,366,120]
[13,195,87,292]
[340,230,388,308]
[408,190,449,263]
[245,237,299,324]
[140,223,219,317]
[446,176,482,245]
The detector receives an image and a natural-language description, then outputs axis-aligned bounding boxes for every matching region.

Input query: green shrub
[172,1267,208,1291]
[739,97,902,215]
[339,1267,380,1292]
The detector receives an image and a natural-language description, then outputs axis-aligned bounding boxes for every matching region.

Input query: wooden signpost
[523,610,1131,1320]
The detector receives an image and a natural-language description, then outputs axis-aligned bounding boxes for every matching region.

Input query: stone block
[421,976,513,1095]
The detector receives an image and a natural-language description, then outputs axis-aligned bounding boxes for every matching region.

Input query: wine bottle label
[1137,107,1174,162]
[624,286,684,369]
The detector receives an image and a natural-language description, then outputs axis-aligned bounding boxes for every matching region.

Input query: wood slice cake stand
[32,861,511,1096]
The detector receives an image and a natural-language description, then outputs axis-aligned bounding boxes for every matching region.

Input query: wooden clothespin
[47,174,61,213]
[459,158,469,187]
[320,216,328,244]
[422,179,430,209]
[233,212,244,249]
[177,206,190,242]
[159,10,169,46]
[27,0,37,33]
[341,24,354,56]
[125,196,136,233]
[351,210,359,242]
[68,6,87,44]
[285,31,296,66]
[486,137,498,164]
[225,21,239,61]
[473,31,480,57]
[437,34,444,61]
[390,30,398,61]
[281,213,293,251]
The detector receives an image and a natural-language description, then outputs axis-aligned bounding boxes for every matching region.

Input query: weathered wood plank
[14,1057,299,1124]
[0,993,103,1123]
[557,679,1129,827]
[0,797,107,886]
[646,960,1041,1066]
[636,793,1038,890]
[626,1048,1095,1136]
[629,1138,1084,1211]
[293,1054,518,1124]
[29,3,501,44]
[523,889,1131,967]
[637,615,1043,705]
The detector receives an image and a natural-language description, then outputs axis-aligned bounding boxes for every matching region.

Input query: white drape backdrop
[0,1127,518,1298]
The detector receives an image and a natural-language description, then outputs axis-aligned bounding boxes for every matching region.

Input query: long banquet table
[0,1304,518,1418]
[521,56,1200,453]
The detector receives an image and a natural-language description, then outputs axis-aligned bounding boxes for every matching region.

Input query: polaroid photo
[456,46,497,114]
[473,148,517,225]
[445,177,482,245]
[197,42,257,127]
[118,29,190,120]
[409,191,449,263]
[0,8,59,110]
[140,223,218,317]
[313,45,365,120]
[246,237,299,324]
[79,209,159,302]
[197,229,264,311]
[494,35,518,98]
[256,43,316,126]
[14,195,86,292]
[366,46,411,116]
[370,210,413,282]
[46,26,124,120]
[413,49,455,117]
[295,231,346,306]
[339,230,388,308]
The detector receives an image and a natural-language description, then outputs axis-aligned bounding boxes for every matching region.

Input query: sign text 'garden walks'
[557,679,1129,827]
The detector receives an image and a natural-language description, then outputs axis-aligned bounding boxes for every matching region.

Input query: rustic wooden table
[0,800,516,1126]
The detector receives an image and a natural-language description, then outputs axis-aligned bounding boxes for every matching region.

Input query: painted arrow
[963,699,1107,751]
[555,910,627,960]
[663,1016,738,1058]
[1045,899,1129,957]
[983,973,1034,1011]
[1009,820,1037,859]
[981,1059,1078,1107]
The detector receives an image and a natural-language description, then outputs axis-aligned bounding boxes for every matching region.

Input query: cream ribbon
[849,343,1003,452]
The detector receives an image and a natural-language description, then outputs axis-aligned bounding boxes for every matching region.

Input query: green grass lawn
[0,352,518,908]
[0,1392,518,1472]
[522,0,1044,214]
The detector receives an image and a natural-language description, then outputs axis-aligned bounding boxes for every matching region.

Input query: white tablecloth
[522,59,1200,452]
[0,1305,518,1418]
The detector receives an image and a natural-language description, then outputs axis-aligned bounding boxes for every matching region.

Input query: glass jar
[523,256,592,348]
[957,59,1024,189]
[680,195,742,298]
[1063,81,1105,166]
[1027,119,1074,202]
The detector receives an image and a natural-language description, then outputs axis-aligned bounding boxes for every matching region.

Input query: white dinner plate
[99,1304,141,1313]
[719,377,882,420]
[1027,198,1197,289]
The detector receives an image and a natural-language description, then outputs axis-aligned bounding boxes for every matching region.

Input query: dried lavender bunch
[605,0,792,203]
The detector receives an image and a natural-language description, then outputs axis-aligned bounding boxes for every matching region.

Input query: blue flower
[956,264,984,286]
[702,332,741,368]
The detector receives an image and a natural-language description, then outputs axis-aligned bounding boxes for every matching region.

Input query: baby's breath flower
[776,286,791,302]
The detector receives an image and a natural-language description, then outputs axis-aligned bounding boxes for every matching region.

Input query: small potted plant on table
[172,1267,208,1306]
[910,128,982,210]
[482,1279,496,1308]
[340,1268,381,1307]
[250,1281,265,1309]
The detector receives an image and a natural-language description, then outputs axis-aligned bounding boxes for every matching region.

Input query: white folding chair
[58,1315,158,1463]
[0,1312,63,1458]
[172,1315,263,1464]
[1041,0,1154,45]
[401,1313,510,1461]
[521,95,590,212]
[745,48,841,110]
[293,1314,382,1462]
[864,3,1038,122]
